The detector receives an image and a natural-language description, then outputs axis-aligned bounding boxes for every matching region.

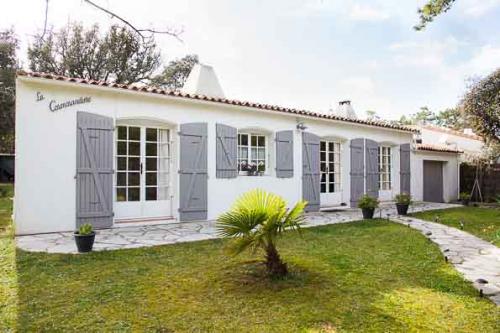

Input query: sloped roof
[17,71,418,133]
[419,124,483,141]
[416,143,463,154]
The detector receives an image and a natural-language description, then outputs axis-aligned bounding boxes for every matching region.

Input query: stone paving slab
[392,216,500,306]
[16,202,457,254]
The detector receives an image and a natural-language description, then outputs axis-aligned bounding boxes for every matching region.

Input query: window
[379,146,392,190]
[237,133,267,174]
[320,141,341,193]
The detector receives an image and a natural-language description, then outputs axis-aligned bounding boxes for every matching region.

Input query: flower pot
[74,231,95,253]
[461,199,470,206]
[361,207,375,219]
[396,203,409,215]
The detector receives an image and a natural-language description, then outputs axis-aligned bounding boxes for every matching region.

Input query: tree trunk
[265,242,288,277]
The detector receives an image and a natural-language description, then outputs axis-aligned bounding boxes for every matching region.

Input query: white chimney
[182,63,225,98]
[329,100,357,119]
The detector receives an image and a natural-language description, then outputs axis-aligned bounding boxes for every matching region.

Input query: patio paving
[392,216,500,305]
[17,202,457,254]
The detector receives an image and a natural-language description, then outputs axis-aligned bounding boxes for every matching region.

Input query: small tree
[461,69,500,145]
[216,189,306,278]
[0,29,18,154]
[151,54,199,90]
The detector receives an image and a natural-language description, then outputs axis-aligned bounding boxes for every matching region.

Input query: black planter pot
[74,232,95,253]
[461,199,470,206]
[361,207,375,219]
[396,203,409,215]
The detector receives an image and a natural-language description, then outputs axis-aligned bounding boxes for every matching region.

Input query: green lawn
[1,184,499,332]
[412,206,500,247]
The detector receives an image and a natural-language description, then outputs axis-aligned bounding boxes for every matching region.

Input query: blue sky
[2,0,500,119]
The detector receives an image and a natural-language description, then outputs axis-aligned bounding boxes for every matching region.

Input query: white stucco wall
[420,127,483,160]
[411,150,460,203]
[15,77,416,234]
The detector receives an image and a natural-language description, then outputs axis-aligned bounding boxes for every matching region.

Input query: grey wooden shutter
[365,139,379,199]
[400,143,411,194]
[276,130,294,178]
[216,124,237,178]
[76,111,114,229]
[302,132,320,212]
[179,123,208,221]
[350,138,365,207]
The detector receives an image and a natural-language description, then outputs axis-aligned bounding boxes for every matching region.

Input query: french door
[114,125,172,220]
[320,140,342,207]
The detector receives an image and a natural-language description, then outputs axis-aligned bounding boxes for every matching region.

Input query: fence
[460,163,500,202]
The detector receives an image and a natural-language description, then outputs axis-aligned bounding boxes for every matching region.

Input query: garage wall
[411,150,459,203]
[15,78,414,234]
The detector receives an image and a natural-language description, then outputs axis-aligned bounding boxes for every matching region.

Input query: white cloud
[462,45,500,76]
[349,4,390,21]
[458,0,500,17]
[389,37,463,68]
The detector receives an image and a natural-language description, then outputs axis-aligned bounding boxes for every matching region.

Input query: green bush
[395,193,412,205]
[77,223,93,235]
[459,192,471,201]
[357,194,379,209]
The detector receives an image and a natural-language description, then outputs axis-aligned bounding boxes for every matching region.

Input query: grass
[412,206,500,246]
[0,184,499,332]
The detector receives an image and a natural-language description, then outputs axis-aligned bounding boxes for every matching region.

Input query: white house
[417,124,484,162]
[14,65,461,235]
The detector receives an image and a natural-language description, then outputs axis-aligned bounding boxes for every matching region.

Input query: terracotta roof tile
[416,143,462,153]
[17,71,418,133]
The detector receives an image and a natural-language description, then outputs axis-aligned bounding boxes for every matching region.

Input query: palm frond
[216,189,307,257]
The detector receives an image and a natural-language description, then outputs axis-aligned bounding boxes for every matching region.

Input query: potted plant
[74,223,95,253]
[394,193,412,215]
[357,194,379,219]
[459,192,471,206]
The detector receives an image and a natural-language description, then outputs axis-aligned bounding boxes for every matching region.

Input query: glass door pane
[144,127,170,201]
[320,141,327,193]
[116,125,141,202]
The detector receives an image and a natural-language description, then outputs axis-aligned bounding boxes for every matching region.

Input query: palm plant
[216,189,307,278]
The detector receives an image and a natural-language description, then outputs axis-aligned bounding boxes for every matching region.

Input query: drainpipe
[457,155,461,201]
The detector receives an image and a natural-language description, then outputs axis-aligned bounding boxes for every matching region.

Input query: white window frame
[379,146,392,190]
[115,125,172,202]
[237,132,268,175]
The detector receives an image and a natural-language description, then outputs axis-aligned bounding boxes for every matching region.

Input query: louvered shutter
[76,112,114,228]
[350,138,365,207]
[365,139,379,199]
[400,143,411,194]
[302,132,320,212]
[179,123,208,221]
[216,124,237,178]
[275,130,294,178]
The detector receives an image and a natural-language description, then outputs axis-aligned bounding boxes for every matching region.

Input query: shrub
[357,195,379,209]
[459,192,471,201]
[395,193,412,205]
[77,223,94,235]
[216,189,306,278]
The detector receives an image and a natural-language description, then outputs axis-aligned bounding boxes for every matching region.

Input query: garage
[423,160,444,202]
